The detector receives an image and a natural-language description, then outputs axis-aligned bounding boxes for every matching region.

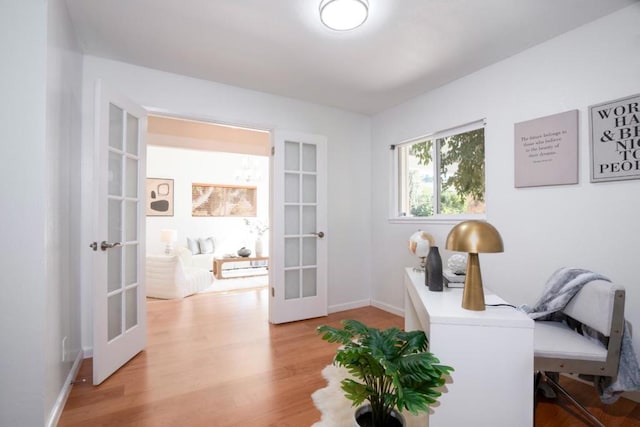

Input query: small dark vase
[237,247,251,257]
[426,246,443,292]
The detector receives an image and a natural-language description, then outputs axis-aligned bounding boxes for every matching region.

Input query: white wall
[0,2,47,425]
[45,0,84,423]
[0,0,82,425]
[146,146,270,256]
[80,57,372,350]
[371,4,640,356]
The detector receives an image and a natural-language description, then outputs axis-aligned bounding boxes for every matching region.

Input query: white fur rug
[198,272,268,294]
[311,365,427,427]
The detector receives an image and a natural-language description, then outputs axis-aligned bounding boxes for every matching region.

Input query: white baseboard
[82,346,93,358]
[370,299,404,317]
[46,350,83,427]
[328,299,370,314]
[328,299,405,317]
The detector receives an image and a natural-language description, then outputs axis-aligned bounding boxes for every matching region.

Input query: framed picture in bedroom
[192,183,257,217]
[589,93,640,183]
[514,110,579,188]
[146,178,174,216]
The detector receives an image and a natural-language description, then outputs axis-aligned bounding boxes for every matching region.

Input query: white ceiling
[64,0,638,115]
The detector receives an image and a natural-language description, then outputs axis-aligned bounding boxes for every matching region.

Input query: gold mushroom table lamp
[445,220,504,311]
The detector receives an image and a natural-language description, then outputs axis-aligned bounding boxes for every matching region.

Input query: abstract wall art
[146,178,174,216]
[192,183,257,217]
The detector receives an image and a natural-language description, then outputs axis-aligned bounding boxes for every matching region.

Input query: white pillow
[186,237,200,255]
[199,237,215,254]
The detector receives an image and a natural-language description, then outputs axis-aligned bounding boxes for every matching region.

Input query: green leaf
[316,325,354,345]
[341,319,367,332]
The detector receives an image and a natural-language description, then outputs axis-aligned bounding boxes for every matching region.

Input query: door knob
[312,231,325,238]
[100,241,122,251]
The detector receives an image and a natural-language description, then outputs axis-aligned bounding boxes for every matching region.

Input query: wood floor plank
[59,288,639,426]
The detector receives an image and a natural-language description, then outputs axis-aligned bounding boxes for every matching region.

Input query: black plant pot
[354,404,405,427]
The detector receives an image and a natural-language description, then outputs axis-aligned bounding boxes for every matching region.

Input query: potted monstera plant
[317,320,453,427]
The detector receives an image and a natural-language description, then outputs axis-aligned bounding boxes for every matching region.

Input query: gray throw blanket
[521,267,640,404]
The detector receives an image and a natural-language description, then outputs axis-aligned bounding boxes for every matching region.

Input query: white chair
[534,280,625,427]
[146,247,212,299]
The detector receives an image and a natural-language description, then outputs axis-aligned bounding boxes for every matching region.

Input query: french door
[270,130,328,324]
[91,80,147,384]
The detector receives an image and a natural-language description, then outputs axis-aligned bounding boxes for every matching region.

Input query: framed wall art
[192,183,257,217]
[514,110,579,188]
[589,93,640,183]
[146,178,174,216]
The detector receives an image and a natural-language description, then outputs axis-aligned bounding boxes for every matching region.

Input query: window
[394,120,486,219]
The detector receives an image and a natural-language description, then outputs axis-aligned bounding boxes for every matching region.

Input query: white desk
[404,268,534,427]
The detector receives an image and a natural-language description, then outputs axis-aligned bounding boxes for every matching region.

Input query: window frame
[389,119,487,224]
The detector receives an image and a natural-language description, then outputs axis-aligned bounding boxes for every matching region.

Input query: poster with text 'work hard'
[589,93,640,183]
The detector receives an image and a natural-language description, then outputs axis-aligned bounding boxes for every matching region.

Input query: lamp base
[462,253,485,311]
[412,256,426,272]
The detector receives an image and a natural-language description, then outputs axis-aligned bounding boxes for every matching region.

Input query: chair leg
[536,371,556,398]
[534,371,541,427]
[542,373,605,427]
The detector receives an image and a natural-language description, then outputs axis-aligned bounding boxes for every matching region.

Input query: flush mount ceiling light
[319,0,369,31]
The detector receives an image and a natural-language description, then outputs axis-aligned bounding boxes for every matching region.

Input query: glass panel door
[106,107,141,341]
[283,141,318,300]
[271,130,327,324]
[93,81,147,385]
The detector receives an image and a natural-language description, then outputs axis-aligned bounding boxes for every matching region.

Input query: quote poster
[589,93,640,183]
[514,110,579,188]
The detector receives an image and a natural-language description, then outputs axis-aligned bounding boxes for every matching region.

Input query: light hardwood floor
[59,288,639,426]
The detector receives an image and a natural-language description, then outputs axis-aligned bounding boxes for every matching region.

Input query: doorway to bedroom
[145,114,271,296]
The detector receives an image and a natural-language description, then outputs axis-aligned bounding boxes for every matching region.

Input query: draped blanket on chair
[520,267,640,403]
